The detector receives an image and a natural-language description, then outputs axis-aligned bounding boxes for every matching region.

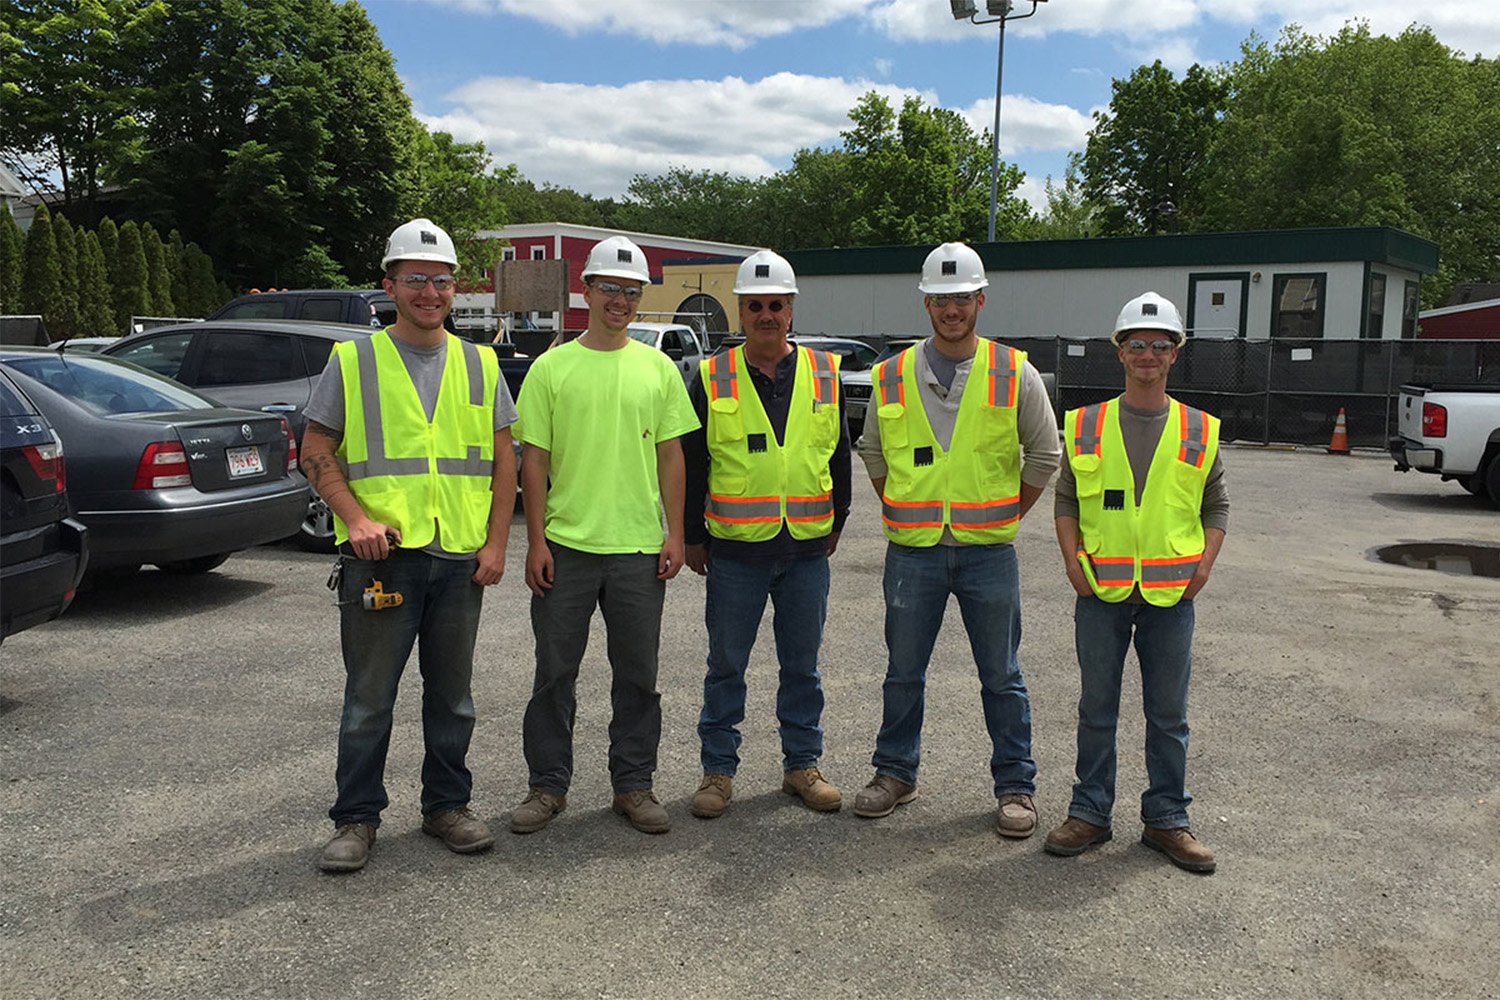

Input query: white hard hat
[581,235,650,283]
[918,242,988,294]
[1112,291,1185,345]
[733,250,798,296]
[382,218,458,270]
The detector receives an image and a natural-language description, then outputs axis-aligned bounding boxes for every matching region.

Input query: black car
[103,320,376,550]
[0,367,88,640]
[0,348,308,579]
[208,288,396,328]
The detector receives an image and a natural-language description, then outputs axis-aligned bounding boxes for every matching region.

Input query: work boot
[612,789,670,834]
[510,789,566,834]
[995,793,1037,839]
[782,766,842,812]
[421,807,494,854]
[852,773,918,818]
[1141,826,1216,874]
[1044,816,1113,857]
[319,822,376,873]
[691,774,733,819]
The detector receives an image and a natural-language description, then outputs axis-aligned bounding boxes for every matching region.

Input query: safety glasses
[1125,339,1176,354]
[592,281,643,301]
[395,273,456,292]
[927,292,977,307]
[744,299,787,314]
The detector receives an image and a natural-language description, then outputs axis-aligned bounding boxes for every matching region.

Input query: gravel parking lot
[2,446,1497,1000]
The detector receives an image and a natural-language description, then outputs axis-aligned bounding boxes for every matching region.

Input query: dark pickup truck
[209,289,396,328]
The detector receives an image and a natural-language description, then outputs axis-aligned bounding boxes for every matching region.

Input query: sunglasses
[927,292,977,306]
[744,299,787,314]
[1125,339,1176,354]
[592,281,643,301]
[395,273,456,292]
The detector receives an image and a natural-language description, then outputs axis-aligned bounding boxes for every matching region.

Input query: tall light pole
[950,0,1047,242]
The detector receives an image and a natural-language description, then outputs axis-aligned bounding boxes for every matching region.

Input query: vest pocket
[713,474,749,496]
[1167,463,1204,511]
[710,397,743,442]
[877,403,908,450]
[460,402,491,442]
[356,489,410,537]
[1072,454,1103,498]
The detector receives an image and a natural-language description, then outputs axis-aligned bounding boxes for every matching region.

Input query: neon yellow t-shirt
[515,339,700,553]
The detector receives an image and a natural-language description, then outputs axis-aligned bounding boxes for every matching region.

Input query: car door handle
[261,404,298,412]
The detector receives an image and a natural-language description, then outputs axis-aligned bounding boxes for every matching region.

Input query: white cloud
[1015,174,1049,215]
[874,57,894,77]
[957,94,1095,154]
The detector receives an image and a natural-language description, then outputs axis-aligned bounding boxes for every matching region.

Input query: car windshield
[5,354,212,416]
[874,340,921,363]
[625,327,658,346]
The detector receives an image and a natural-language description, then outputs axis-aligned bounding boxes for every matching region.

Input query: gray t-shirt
[304,334,518,556]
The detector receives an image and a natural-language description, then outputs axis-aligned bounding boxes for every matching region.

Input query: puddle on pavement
[1373,542,1500,578]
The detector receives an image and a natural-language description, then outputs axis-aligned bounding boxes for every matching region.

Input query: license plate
[227,445,264,478]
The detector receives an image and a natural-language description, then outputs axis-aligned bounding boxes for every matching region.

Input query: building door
[1187,273,1249,338]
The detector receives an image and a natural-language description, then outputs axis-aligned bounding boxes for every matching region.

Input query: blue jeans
[699,551,830,775]
[1068,595,1195,829]
[872,541,1036,796]
[330,549,484,826]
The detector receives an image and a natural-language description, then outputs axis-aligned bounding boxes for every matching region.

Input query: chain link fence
[1005,337,1500,448]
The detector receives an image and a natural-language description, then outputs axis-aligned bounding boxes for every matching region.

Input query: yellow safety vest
[874,339,1023,546]
[1065,396,1220,606]
[334,330,499,553]
[700,346,840,541]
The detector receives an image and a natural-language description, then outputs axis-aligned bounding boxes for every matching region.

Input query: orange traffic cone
[1327,407,1350,455]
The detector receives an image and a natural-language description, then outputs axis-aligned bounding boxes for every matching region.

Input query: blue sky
[362,0,1489,215]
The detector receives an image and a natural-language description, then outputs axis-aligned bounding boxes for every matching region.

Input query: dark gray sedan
[0,348,309,578]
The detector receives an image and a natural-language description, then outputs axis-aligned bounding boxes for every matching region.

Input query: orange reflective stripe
[988,342,1017,408]
[706,493,782,523]
[882,497,944,529]
[807,348,837,406]
[876,352,905,407]
[948,497,1020,528]
[707,349,738,401]
[1085,552,1135,585]
[1178,405,1208,468]
[785,492,833,522]
[1141,554,1201,587]
[1073,402,1107,457]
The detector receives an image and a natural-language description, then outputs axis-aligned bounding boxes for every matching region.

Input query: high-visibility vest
[874,338,1023,546]
[334,330,499,553]
[699,345,840,541]
[1065,396,1219,606]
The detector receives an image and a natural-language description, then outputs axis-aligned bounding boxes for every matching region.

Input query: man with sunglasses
[853,242,1060,836]
[303,218,518,872]
[510,235,699,836]
[1046,291,1228,874]
[681,250,852,820]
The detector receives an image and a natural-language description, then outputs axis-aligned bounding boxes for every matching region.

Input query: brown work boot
[319,822,376,872]
[995,793,1037,839]
[510,789,566,834]
[1044,816,1113,857]
[421,807,494,854]
[782,766,842,812]
[852,773,918,818]
[1141,825,1216,874]
[691,774,733,819]
[612,789,670,834]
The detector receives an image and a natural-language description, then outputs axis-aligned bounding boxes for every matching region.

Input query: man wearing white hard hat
[510,235,699,836]
[680,250,852,820]
[1046,291,1228,873]
[303,218,518,872]
[853,242,1060,837]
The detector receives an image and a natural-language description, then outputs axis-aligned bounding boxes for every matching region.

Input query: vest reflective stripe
[1066,396,1219,606]
[698,346,839,541]
[335,331,498,553]
[876,340,1024,546]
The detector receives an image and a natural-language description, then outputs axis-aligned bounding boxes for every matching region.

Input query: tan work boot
[1141,826,1216,873]
[852,773,918,818]
[319,822,376,872]
[510,789,566,834]
[782,766,842,812]
[421,807,494,854]
[613,789,670,834]
[1044,816,1113,857]
[995,793,1037,839]
[691,774,733,819]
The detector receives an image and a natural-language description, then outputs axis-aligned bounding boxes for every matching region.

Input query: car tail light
[133,441,192,489]
[23,439,65,492]
[1421,401,1447,438]
[282,418,298,472]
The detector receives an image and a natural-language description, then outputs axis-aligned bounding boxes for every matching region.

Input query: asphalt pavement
[1,446,1497,1000]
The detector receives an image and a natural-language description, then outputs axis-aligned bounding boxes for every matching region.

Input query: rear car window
[299,298,343,322]
[220,299,290,319]
[7,355,212,415]
[301,337,339,375]
[196,332,298,387]
[109,330,194,378]
[0,372,33,417]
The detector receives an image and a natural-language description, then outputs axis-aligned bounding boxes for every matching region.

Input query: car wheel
[156,553,231,574]
[1485,454,1500,509]
[1461,475,1486,496]
[297,490,337,552]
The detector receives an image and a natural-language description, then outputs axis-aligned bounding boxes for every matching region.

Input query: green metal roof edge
[782,227,1439,277]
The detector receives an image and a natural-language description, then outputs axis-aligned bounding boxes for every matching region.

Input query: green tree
[177,242,219,318]
[408,131,509,278]
[113,220,149,332]
[51,212,80,338]
[76,230,115,336]
[759,146,854,249]
[167,229,188,315]
[141,222,173,315]
[0,210,24,313]
[1080,61,1229,235]
[95,215,120,326]
[22,204,65,335]
[615,168,762,244]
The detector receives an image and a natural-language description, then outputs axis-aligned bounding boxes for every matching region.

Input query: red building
[1419,298,1500,339]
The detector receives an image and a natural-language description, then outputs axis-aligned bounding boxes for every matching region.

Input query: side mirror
[665,347,684,361]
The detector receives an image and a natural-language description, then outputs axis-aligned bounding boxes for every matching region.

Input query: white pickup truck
[1389,383,1500,506]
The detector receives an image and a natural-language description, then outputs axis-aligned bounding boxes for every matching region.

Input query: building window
[531,246,546,260]
[502,247,516,261]
[1365,272,1386,339]
[1402,280,1419,338]
[1271,273,1326,338]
